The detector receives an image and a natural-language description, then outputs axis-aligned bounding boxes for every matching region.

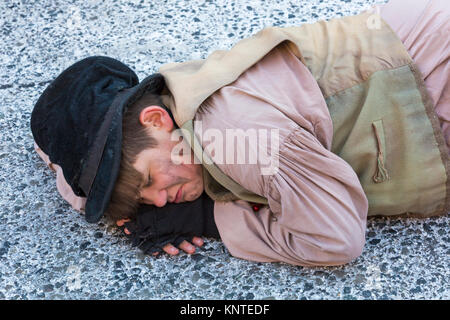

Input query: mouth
[174,185,183,203]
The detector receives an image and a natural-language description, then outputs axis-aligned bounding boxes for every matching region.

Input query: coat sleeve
[213,126,368,267]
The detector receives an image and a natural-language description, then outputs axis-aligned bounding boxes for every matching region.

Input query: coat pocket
[371,119,390,183]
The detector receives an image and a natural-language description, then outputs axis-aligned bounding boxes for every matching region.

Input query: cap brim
[84,73,166,223]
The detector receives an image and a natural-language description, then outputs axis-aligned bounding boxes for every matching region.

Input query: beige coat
[192,42,368,266]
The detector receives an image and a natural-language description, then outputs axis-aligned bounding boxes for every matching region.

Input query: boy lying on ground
[31,0,449,266]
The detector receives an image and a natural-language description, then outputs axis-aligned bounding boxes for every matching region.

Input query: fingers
[147,237,205,257]
[161,238,204,256]
[178,240,196,254]
[116,219,130,227]
[162,243,180,255]
[116,220,203,257]
[116,219,131,235]
[162,241,194,255]
[192,236,204,247]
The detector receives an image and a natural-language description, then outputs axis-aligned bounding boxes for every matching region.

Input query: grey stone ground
[0,0,448,300]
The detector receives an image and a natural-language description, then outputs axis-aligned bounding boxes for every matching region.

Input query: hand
[116,219,204,256]
[116,192,219,257]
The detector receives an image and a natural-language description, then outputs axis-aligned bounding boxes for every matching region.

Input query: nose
[153,196,167,207]
[140,189,168,207]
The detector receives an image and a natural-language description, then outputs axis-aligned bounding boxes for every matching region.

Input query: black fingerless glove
[123,192,220,255]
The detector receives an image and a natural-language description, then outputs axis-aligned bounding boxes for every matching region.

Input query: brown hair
[104,91,164,224]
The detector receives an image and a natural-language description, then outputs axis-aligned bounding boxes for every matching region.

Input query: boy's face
[132,105,204,207]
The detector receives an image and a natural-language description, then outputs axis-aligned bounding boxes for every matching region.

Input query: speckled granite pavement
[0,0,448,300]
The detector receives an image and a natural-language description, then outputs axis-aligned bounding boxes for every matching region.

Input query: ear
[139,105,174,131]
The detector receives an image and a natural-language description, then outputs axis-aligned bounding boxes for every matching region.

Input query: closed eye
[143,175,152,188]
[139,197,153,205]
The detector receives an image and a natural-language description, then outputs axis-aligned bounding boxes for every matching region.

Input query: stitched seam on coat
[409,62,450,217]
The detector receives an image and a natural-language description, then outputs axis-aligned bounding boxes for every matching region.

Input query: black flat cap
[31,56,166,223]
